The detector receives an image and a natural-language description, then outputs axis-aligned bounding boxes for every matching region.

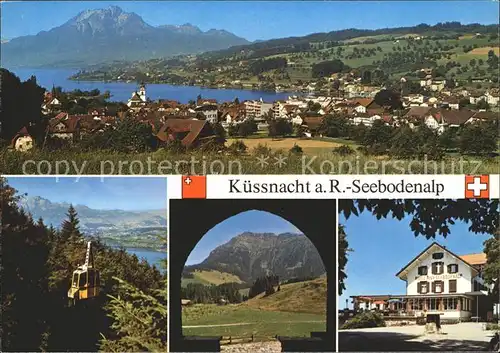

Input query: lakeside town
[8,67,499,156]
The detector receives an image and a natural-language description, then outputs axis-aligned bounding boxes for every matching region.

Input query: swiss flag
[182,176,207,199]
[465,175,489,199]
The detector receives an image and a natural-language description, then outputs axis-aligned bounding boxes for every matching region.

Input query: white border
[335,197,339,353]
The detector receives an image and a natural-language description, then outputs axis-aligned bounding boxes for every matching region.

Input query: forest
[0,177,167,352]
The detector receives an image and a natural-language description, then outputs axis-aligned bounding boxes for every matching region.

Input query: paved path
[339,322,496,351]
[221,341,281,353]
[183,320,324,328]
[183,322,252,328]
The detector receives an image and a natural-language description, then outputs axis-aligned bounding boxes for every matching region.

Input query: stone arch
[169,199,336,352]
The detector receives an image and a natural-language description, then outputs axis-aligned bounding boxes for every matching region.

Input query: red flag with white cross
[182,176,207,199]
[465,175,489,199]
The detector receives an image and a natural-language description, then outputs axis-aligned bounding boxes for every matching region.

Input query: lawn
[243,277,326,315]
[182,304,325,340]
[182,270,244,287]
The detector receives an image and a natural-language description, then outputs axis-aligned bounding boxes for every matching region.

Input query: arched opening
[169,199,336,352]
[181,210,326,349]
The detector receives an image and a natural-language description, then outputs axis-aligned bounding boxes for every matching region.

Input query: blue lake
[126,248,166,272]
[9,67,298,104]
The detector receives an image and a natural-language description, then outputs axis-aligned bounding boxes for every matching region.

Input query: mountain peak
[66,6,151,36]
[196,231,325,283]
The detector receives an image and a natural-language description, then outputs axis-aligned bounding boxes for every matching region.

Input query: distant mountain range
[19,195,166,231]
[186,232,325,284]
[1,5,249,68]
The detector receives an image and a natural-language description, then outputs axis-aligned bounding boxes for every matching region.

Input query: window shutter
[449,279,457,293]
[417,282,421,294]
[432,282,436,293]
[431,263,436,274]
[447,264,452,273]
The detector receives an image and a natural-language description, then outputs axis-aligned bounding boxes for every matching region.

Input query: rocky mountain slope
[1,5,249,67]
[18,195,166,232]
[186,232,325,283]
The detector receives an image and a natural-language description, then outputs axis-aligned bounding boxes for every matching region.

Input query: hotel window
[433,280,444,293]
[429,298,438,311]
[432,252,444,260]
[418,266,428,275]
[444,298,458,310]
[432,262,444,275]
[447,264,458,273]
[419,281,429,294]
[449,279,457,293]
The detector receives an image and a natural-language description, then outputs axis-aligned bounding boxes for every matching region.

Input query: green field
[243,277,326,315]
[77,27,499,87]
[182,305,325,340]
[182,269,244,287]
[182,278,327,340]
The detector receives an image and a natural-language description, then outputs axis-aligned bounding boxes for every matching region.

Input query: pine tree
[60,205,82,241]
[99,277,167,352]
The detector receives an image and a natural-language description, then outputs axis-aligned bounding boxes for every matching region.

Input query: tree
[268,119,293,138]
[349,123,369,143]
[374,89,403,110]
[60,205,82,241]
[1,178,51,351]
[238,120,258,137]
[338,225,350,295]
[483,235,500,302]
[110,118,155,153]
[361,70,372,84]
[0,69,45,141]
[99,278,167,352]
[476,99,490,110]
[362,120,393,153]
[320,115,350,138]
[438,127,458,150]
[459,121,497,155]
[389,126,418,158]
[211,122,226,145]
[311,59,347,78]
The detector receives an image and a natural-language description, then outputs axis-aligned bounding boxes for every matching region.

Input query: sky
[339,211,493,309]
[185,210,301,265]
[6,177,168,211]
[2,1,499,41]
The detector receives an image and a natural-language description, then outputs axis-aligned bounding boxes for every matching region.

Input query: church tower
[139,84,146,102]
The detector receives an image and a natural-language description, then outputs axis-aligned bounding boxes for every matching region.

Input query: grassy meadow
[182,278,327,341]
[182,270,244,287]
[2,146,497,175]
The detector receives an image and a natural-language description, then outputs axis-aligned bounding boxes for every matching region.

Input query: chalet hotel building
[351,242,497,321]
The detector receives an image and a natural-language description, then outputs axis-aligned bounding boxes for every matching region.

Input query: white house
[11,127,34,152]
[194,104,219,124]
[485,91,499,106]
[430,79,446,92]
[424,115,445,134]
[354,104,367,114]
[291,114,304,126]
[42,97,62,114]
[351,243,495,321]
